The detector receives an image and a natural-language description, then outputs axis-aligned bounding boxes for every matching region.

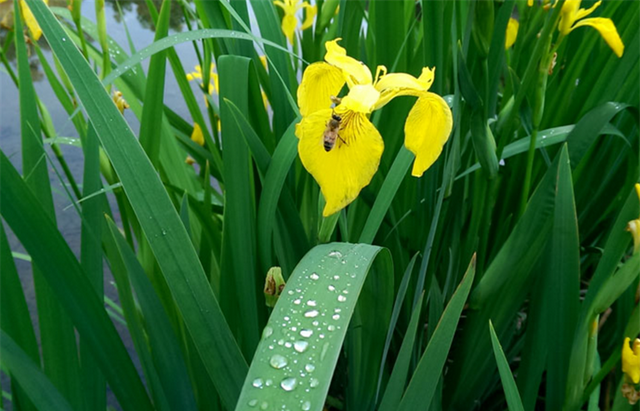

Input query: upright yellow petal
[575,0,601,21]
[324,38,373,86]
[297,62,345,117]
[404,92,453,177]
[339,84,380,114]
[300,3,317,30]
[374,67,434,110]
[622,337,640,384]
[559,0,581,34]
[527,0,534,6]
[505,18,519,49]
[571,17,624,57]
[635,183,640,200]
[281,13,298,45]
[296,108,384,216]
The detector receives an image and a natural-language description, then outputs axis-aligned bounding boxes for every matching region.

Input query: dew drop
[62,37,67,42]
[305,364,315,372]
[293,299,301,305]
[280,377,297,391]
[333,275,340,280]
[300,329,313,338]
[260,402,269,410]
[270,354,288,369]
[265,379,273,387]
[262,326,273,339]
[337,295,347,303]
[332,314,340,320]
[307,300,317,307]
[294,341,309,353]
[284,316,290,321]
[320,343,330,360]
[248,399,258,407]
[304,310,319,318]
[328,251,342,258]
[285,342,292,348]
[288,290,295,295]
[309,378,320,388]
[302,401,311,410]
[334,308,341,313]
[328,285,336,291]
[310,273,319,280]
[328,325,336,331]
[312,320,319,326]
[252,378,264,388]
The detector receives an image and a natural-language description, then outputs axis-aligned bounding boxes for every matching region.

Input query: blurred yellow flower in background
[296,39,452,216]
[626,183,640,254]
[622,337,640,384]
[558,0,624,57]
[505,17,519,49]
[274,0,316,45]
[0,0,48,40]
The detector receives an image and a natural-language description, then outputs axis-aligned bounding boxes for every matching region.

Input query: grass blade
[488,321,525,411]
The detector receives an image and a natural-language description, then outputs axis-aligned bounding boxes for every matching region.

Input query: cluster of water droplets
[246,250,359,410]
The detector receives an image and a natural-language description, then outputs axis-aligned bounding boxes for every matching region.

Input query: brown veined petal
[404,92,453,177]
[296,109,384,216]
[297,62,345,117]
[571,17,624,57]
[324,38,373,87]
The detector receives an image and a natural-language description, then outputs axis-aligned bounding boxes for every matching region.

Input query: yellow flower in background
[0,0,49,40]
[112,90,129,115]
[627,183,640,254]
[296,39,452,216]
[274,0,317,45]
[185,123,205,165]
[505,18,519,49]
[558,0,624,57]
[622,337,640,384]
[187,63,219,95]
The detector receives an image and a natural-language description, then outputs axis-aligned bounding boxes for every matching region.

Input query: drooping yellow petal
[281,13,298,45]
[404,92,453,177]
[191,123,205,146]
[571,17,624,57]
[297,62,345,117]
[559,0,581,34]
[296,108,384,216]
[339,84,380,114]
[324,38,373,86]
[505,18,519,49]
[374,67,435,110]
[300,3,317,30]
[622,337,640,384]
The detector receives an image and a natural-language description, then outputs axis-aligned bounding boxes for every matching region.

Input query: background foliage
[0,0,639,410]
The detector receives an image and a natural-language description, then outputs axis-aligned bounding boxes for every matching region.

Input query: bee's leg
[337,134,348,146]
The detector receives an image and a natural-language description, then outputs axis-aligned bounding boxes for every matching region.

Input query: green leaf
[234,243,392,411]
[0,151,152,411]
[0,331,72,411]
[488,321,525,411]
[397,255,476,411]
[25,1,248,407]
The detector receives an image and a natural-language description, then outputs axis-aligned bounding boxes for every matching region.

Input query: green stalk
[70,0,90,60]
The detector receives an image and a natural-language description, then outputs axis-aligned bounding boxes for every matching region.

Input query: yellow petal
[374,67,435,110]
[622,337,640,384]
[505,18,519,49]
[571,17,624,57]
[628,219,640,254]
[635,183,640,202]
[324,38,372,86]
[559,0,581,35]
[575,0,601,21]
[21,0,43,41]
[259,55,268,70]
[338,84,380,114]
[527,0,534,6]
[281,13,298,45]
[191,123,205,146]
[296,109,384,216]
[404,92,453,177]
[300,3,316,30]
[297,62,345,117]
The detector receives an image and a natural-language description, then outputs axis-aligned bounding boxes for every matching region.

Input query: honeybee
[323,113,343,152]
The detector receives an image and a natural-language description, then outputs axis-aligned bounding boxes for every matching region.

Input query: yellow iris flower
[623,337,640,384]
[274,0,316,45]
[0,0,48,41]
[187,63,219,96]
[505,18,519,49]
[627,183,640,254]
[296,39,453,216]
[558,0,624,57]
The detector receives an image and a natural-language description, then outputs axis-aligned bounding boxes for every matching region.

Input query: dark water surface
[0,1,203,409]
